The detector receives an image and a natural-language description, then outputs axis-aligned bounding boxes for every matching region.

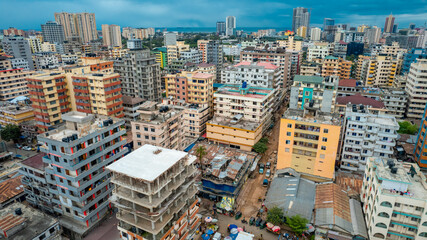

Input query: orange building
[414,103,427,168]
[27,59,123,132]
[277,108,341,182]
[320,56,351,79]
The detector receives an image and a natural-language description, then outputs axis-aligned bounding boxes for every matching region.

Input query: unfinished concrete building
[107,144,200,240]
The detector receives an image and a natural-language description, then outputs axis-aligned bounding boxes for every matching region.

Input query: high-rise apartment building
[289,75,339,113]
[107,144,200,240]
[321,56,351,79]
[197,40,223,77]
[277,108,341,182]
[414,103,427,168]
[41,21,66,44]
[402,48,427,74]
[0,68,35,101]
[296,26,307,38]
[340,104,399,172]
[406,58,427,119]
[28,36,42,53]
[365,55,399,87]
[54,12,98,43]
[167,41,190,63]
[151,47,168,69]
[292,7,310,33]
[384,14,395,33]
[323,18,336,42]
[310,27,322,41]
[114,50,161,101]
[226,16,236,36]
[165,70,214,111]
[276,35,303,51]
[27,58,123,132]
[361,157,427,240]
[307,42,333,61]
[37,112,128,239]
[216,21,226,35]
[164,32,177,46]
[240,47,302,96]
[207,84,275,151]
[101,24,122,48]
[365,26,382,44]
[2,36,35,70]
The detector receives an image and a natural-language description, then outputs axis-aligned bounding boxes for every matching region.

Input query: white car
[266,169,271,178]
[22,146,32,151]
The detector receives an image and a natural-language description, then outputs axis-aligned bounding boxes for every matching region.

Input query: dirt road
[235,102,287,218]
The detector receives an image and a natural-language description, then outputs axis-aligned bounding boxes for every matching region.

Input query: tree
[286,215,308,236]
[195,145,207,175]
[398,121,419,135]
[0,124,21,143]
[267,207,284,225]
[259,138,269,145]
[253,141,268,154]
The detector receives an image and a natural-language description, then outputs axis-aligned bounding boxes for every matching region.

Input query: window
[137,134,141,138]
[287,132,291,136]
[322,137,327,142]
[285,140,290,144]
[135,125,140,130]
[145,136,149,139]
[394,203,401,207]
[323,129,328,133]
[152,137,156,140]
[287,124,292,128]
[385,129,390,133]
[144,127,148,131]
[356,116,360,121]
[321,146,326,150]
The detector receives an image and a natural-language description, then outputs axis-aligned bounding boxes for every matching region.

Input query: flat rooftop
[215,84,274,99]
[20,153,46,171]
[209,116,262,131]
[107,144,196,182]
[0,202,58,240]
[284,109,342,126]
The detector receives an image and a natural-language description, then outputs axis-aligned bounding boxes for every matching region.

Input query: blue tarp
[184,142,196,152]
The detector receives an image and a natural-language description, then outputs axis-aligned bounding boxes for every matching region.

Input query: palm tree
[195,145,207,176]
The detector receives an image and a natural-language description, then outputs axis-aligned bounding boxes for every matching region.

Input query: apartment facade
[361,157,427,240]
[0,105,34,127]
[414,103,427,168]
[114,50,161,102]
[197,40,223,77]
[0,68,35,101]
[207,84,275,151]
[307,43,333,61]
[289,75,339,113]
[41,21,66,44]
[406,59,427,119]
[37,112,128,239]
[340,104,399,172]
[2,36,35,70]
[165,70,215,113]
[321,56,351,79]
[27,60,123,132]
[167,41,190,63]
[365,55,399,87]
[107,144,200,240]
[101,24,122,48]
[277,109,341,182]
[54,12,98,43]
[122,95,144,129]
[240,47,301,95]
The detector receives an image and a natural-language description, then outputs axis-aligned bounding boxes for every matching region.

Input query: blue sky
[1,0,427,30]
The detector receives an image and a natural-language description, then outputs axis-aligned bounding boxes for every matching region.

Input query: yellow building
[0,105,34,126]
[365,55,399,87]
[296,26,307,38]
[0,68,35,101]
[276,35,303,51]
[206,84,275,151]
[277,108,341,182]
[167,41,190,63]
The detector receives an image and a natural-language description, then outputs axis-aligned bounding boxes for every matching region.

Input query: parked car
[213,232,221,240]
[263,179,269,187]
[22,146,32,151]
[266,162,271,169]
[266,169,271,177]
[259,168,264,174]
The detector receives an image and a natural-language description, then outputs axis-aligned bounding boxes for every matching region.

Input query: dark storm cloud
[1,0,426,29]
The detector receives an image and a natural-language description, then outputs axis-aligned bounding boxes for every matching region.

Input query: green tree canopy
[286,215,308,236]
[267,207,284,225]
[0,124,21,143]
[253,141,268,154]
[195,145,207,174]
[397,121,418,135]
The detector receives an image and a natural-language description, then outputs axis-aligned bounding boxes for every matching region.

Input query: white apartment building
[405,58,427,119]
[180,49,203,64]
[223,44,241,56]
[340,104,399,172]
[310,27,322,41]
[108,144,200,240]
[361,157,427,240]
[307,43,332,61]
[365,55,399,87]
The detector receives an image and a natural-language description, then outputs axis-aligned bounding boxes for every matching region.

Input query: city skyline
[1,0,427,30]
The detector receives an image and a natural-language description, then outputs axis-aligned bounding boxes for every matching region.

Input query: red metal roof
[21,153,45,170]
[338,79,357,87]
[336,93,385,108]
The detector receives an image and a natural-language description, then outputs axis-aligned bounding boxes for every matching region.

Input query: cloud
[1,0,426,30]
